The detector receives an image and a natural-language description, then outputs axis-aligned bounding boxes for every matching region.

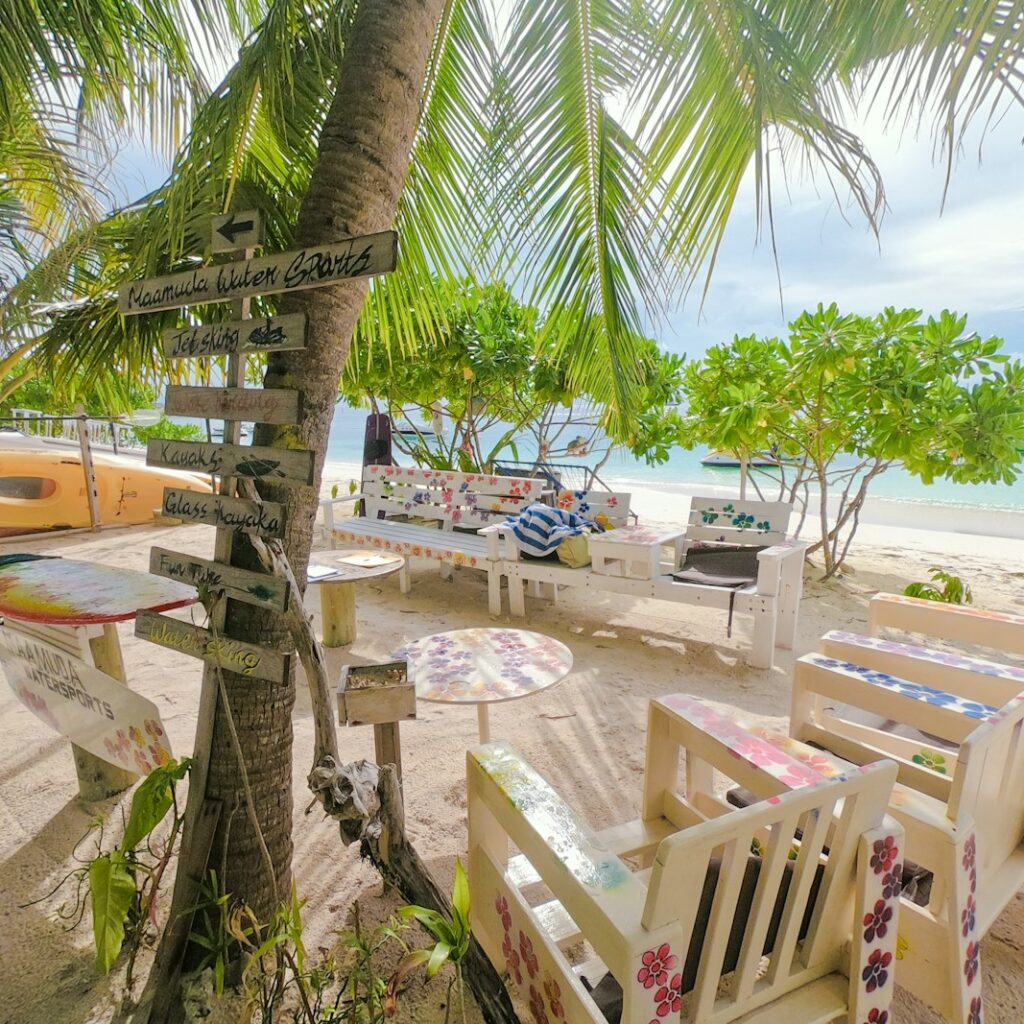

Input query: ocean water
[324,405,1024,512]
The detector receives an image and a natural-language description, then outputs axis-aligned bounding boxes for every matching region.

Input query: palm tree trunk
[196,0,447,927]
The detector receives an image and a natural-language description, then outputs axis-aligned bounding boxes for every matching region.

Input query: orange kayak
[0,442,213,535]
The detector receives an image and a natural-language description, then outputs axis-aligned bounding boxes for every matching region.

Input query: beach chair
[743,603,1024,1022]
[467,694,902,1024]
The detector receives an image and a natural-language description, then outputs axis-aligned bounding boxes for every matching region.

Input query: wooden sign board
[135,611,290,683]
[147,439,315,486]
[211,209,262,253]
[162,313,306,359]
[118,230,398,314]
[149,547,290,612]
[162,488,285,537]
[164,385,301,425]
[0,625,173,774]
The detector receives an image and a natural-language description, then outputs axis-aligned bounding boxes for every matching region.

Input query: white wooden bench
[488,494,805,669]
[467,695,902,1024]
[319,465,546,615]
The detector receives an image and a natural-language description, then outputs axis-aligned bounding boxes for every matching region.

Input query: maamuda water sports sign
[0,625,173,775]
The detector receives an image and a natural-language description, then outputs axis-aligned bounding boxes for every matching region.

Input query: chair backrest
[551,487,632,528]
[361,465,545,529]
[643,760,897,1023]
[869,593,1024,657]
[685,495,792,547]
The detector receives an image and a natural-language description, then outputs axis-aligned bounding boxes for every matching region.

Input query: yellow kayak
[0,442,213,535]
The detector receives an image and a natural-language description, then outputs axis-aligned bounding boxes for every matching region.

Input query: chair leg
[440,563,454,582]
[399,563,411,594]
[943,829,984,1024]
[509,578,526,617]
[487,571,502,616]
[527,579,542,598]
[749,609,776,669]
[776,561,804,651]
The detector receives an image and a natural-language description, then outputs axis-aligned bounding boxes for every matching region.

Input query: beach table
[306,549,405,646]
[0,554,195,798]
[393,627,572,742]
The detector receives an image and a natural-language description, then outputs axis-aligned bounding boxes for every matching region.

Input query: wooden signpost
[146,440,315,486]
[117,229,397,313]
[135,611,291,683]
[122,213,398,1024]
[164,385,302,424]
[162,312,306,359]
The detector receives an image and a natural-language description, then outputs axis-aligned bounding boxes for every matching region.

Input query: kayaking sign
[0,625,173,775]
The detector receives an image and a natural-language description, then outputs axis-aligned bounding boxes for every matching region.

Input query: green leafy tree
[682,304,1024,577]
[342,281,686,472]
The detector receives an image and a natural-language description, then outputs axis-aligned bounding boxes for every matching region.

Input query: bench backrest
[686,495,792,547]
[551,487,632,528]
[644,761,897,1022]
[361,465,545,530]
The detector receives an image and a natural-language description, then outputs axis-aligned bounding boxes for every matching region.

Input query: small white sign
[210,209,263,252]
[0,626,173,775]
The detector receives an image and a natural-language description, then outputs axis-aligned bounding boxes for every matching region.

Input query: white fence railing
[9,408,145,453]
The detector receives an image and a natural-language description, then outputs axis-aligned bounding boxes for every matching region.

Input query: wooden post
[70,623,138,799]
[320,581,357,646]
[76,405,102,530]
[740,456,749,500]
[373,722,402,782]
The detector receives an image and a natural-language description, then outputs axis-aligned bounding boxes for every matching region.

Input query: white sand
[1,503,1022,1023]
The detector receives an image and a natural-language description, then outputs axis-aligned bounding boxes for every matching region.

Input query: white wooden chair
[317,465,546,614]
[759,605,1024,1023]
[487,493,805,669]
[467,694,902,1024]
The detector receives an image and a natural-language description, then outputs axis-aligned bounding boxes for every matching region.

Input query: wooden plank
[135,610,291,683]
[162,488,285,537]
[118,229,398,314]
[210,209,262,252]
[164,385,301,425]
[162,313,306,359]
[146,439,314,486]
[149,547,289,612]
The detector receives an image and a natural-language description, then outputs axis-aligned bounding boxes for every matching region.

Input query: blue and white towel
[506,502,603,557]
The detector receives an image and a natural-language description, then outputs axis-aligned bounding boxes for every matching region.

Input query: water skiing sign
[118,229,397,314]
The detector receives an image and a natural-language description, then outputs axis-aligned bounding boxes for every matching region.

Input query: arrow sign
[210,209,262,253]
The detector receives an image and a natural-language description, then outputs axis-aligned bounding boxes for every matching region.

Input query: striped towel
[506,503,603,558]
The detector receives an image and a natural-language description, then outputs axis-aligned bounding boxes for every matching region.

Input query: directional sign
[211,210,262,252]
[164,385,302,425]
[162,313,307,359]
[135,611,290,683]
[118,230,398,314]
[149,547,290,612]
[0,624,173,774]
[162,488,285,537]
[146,439,315,486]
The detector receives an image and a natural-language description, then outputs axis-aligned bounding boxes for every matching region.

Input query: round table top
[306,549,404,584]
[393,628,573,706]
[0,555,196,625]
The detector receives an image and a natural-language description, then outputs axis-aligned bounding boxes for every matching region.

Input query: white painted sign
[0,625,173,775]
[118,230,398,314]
[211,209,262,252]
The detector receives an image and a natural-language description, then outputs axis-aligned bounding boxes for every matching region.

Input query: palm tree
[18,0,1024,954]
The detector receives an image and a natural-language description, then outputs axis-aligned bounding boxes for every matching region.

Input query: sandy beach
[1,494,1023,1024]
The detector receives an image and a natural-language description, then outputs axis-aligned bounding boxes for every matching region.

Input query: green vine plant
[904,567,974,605]
[23,757,192,981]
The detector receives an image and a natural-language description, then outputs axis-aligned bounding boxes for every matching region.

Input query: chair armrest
[757,538,807,562]
[478,522,517,560]
[468,743,646,967]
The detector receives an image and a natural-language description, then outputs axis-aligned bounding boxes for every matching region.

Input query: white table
[587,524,686,579]
[393,628,573,742]
[307,550,404,646]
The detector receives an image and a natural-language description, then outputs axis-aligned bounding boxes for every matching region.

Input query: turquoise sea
[323,405,1024,512]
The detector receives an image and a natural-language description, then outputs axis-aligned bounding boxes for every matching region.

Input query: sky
[107,82,1024,364]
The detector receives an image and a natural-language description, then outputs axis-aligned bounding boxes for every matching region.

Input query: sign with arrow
[211,209,262,252]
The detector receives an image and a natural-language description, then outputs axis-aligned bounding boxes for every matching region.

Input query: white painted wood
[118,229,397,313]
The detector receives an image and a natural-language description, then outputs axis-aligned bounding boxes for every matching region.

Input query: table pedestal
[320,581,357,646]
[73,624,139,800]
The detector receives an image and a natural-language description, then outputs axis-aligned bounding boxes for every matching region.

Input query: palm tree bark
[198,0,448,928]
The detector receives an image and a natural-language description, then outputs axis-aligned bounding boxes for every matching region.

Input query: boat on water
[0,435,213,535]
[701,449,795,469]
